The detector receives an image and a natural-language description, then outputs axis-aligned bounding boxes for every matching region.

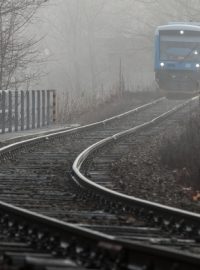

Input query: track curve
[0,96,199,269]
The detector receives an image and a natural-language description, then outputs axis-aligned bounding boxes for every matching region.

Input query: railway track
[73,95,200,250]
[0,96,199,269]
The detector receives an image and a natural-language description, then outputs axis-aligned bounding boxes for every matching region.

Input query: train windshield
[160,35,200,61]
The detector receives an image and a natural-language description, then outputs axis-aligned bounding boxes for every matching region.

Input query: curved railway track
[0,96,199,269]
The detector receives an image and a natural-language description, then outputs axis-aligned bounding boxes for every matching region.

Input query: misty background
[2,0,200,120]
[37,1,200,91]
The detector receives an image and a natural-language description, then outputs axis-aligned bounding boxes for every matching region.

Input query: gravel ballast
[110,105,200,213]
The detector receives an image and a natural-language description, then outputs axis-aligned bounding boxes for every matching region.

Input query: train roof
[155,23,200,35]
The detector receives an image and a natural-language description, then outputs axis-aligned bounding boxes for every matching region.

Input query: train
[154,22,200,98]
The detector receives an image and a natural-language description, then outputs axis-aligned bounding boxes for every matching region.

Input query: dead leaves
[173,167,200,202]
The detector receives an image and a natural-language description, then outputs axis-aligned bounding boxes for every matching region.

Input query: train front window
[160,35,200,61]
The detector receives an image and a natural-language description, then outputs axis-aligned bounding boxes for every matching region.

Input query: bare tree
[0,0,48,90]
[82,1,106,91]
[123,0,200,52]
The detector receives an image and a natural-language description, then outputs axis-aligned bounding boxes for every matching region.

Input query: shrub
[159,112,200,188]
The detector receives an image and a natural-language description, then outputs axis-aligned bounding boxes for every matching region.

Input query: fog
[19,0,200,117]
[37,1,154,95]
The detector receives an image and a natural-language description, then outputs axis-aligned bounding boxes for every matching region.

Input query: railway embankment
[110,104,200,212]
[160,111,200,189]
[0,96,200,269]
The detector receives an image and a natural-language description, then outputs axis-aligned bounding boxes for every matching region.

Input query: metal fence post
[47,90,50,126]
[53,90,56,123]
[0,89,57,133]
[37,90,41,128]
[8,91,12,132]
[32,90,35,129]
[42,90,45,126]
[21,91,24,131]
[26,91,30,130]
[1,91,6,133]
[15,91,18,132]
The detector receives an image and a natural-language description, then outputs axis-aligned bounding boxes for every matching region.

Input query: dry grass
[160,111,200,188]
[57,86,159,124]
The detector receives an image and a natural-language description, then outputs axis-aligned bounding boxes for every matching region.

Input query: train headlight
[180,30,184,35]
[196,63,200,68]
[160,62,165,67]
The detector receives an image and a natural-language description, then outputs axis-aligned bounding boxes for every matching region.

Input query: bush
[159,112,200,188]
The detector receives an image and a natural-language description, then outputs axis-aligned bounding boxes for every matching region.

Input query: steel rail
[0,200,200,269]
[72,96,200,234]
[0,98,164,157]
[0,96,198,268]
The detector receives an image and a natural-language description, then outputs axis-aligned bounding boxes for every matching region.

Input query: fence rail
[0,90,56,134]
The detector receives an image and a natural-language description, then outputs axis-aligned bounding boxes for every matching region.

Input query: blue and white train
[154,22,200,97]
